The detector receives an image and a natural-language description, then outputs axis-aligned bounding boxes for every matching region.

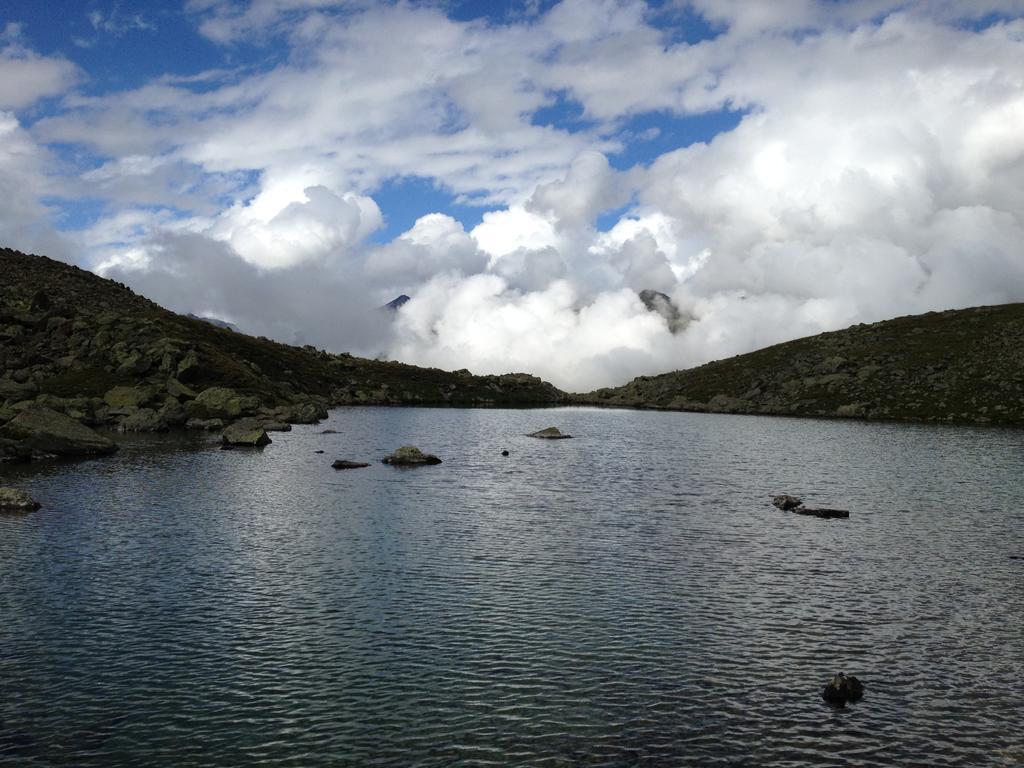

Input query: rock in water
[795,507,850,519]
[0,487,41,512]
[822,673,864,707]
[382,445,442,466]
[772,494,803,510]
[501,450,509,456]
[0,406,117,456]
[527,426,573,439]
[332,459,370,469]
[221,418,272,447]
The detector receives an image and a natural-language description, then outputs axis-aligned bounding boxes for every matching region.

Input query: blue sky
[4,0,741,242]
[2,1,1023,390]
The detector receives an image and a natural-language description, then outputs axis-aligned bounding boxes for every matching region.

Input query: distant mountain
[187,313,241,333]
[381,295,411,312]
[638,289,688,334]
[579,303,1024,425]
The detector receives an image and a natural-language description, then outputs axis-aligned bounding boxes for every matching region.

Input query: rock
[795,507,850,519]
[157,398,188,427]
[117,408,168,433]
[187,387,260,420]
[262,421,292,432]
[165,377,197,400]
[175,349,200,381]
[221,418,271,447]
[0,406,117,456]
[332,459,370,469]
[321,429,338,434]
[822,673,864,707]
[314,449,325,454]
[274,399,328,424]
[501,450,509,456]
[382,445,442,466]
[29,290,50,312]
[185,418,224,431]
[772,495,803,511]
[104,385,157,409]
[0,487,41,511]
[528,426,573,439]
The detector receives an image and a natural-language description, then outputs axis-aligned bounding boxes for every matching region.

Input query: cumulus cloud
[5,2,1024,393]
[0,23,80,109]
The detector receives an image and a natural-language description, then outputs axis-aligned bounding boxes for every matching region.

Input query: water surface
[2,407,1023,766]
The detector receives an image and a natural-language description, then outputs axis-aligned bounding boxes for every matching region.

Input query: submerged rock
[795,507,850,519]
[501,450,509,456]
[0,487,41,512]
[528,426,573,439]
[772,494,803,511]
[772,494,848,518]
[332,459,369,470]
[382,445,442,466]
[822,673,864,707]
[221,418,271,448]
[0,406,117,456]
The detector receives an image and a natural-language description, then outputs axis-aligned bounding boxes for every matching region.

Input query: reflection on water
[2,407,1023,766]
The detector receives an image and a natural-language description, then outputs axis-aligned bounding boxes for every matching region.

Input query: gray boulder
[187,387,260,420]
[221,417,271,447]
[382,445,442,466]
[0,406,117,456]
[0,487,40,511]
[332,459,370,469]
[528,426,573,439]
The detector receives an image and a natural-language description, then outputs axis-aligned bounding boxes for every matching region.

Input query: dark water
[2,407,1023,767]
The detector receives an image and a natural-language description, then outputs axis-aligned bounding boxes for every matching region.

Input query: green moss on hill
[579,304,1024,425]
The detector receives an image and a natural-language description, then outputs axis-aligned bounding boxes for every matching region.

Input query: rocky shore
[0,247,568,461]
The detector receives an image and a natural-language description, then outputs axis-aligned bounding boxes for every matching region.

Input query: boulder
[187,387,259,420]
[104,385,157,409]
[382,445,442,466]
[332,459,370,469]
[165,377,197,400]
[158,398,188,427]
[772,495,803,511]
[221,417,271,447]
[0,406,117,456]
[822,673,864,707]
[117,408,168,433]
[0,487,41,512]
[527,426,573,439]
[274,399,328,424]
[261,421,292,432]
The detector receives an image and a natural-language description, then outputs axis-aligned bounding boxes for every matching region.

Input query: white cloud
[0,24,80,109]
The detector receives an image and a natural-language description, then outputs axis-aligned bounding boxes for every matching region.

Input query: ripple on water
[1,408,1023,766]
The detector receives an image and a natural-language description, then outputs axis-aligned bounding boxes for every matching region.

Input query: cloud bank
[4,2,1024,391]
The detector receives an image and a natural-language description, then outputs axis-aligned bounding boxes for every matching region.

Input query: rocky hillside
[580,304,1024,425]
[0,247,567,459]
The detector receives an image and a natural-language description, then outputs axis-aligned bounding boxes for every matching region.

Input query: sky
[2,0,1024,392]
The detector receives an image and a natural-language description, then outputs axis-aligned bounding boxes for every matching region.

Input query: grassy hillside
[580,304,1024,425]
[0,247,568,421]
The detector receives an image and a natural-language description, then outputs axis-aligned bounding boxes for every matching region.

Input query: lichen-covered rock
[822,673,864,707]
[527,426,573,439]
[382,445,442,466]
[221,417,271,447]
[0,487,40,511]
[0,406,117,456]
[188,387,260,420]
[165,377,197,400]
[104,385,157,409]
[117,408,168,433]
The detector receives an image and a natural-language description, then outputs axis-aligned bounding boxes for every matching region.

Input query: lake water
[2,406,1023,767]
